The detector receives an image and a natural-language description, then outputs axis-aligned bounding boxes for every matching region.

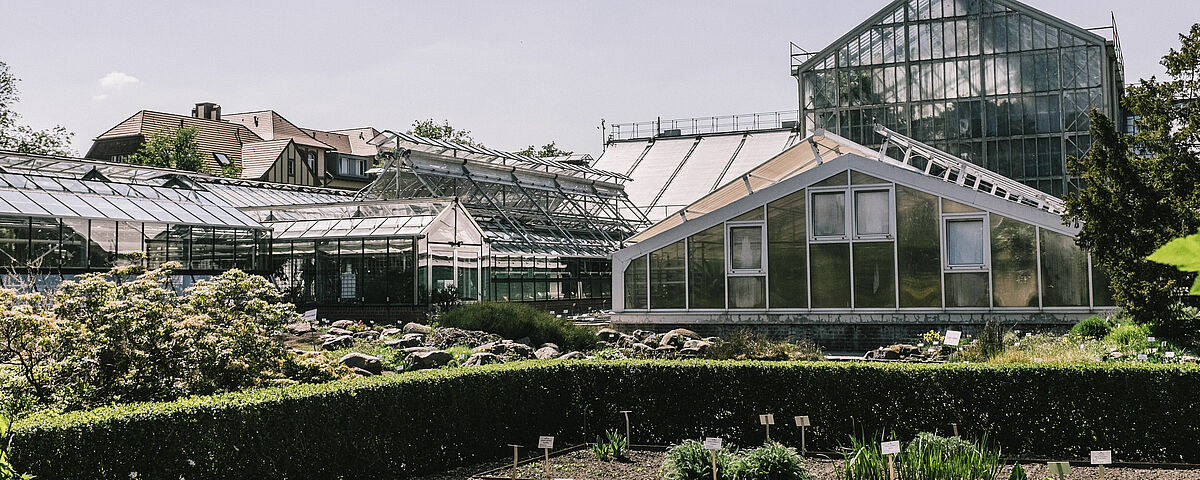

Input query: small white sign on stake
[703,437,723,450]
[794,416,811,427]
[303,308,317,322]
[1137,354,1148,361]
[944,330,962,346]
[1148,336,1156,342]
[759,414,775,425]
[1166,351,1176,358]
[1090,450,1112,465]
[880,440,901,455]
[538,436,555,450]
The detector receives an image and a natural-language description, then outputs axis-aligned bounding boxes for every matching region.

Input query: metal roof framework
[361,132,650,257]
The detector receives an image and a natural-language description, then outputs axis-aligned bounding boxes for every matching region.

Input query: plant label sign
[1167,351,1176,358]
[880,440,901,455]
[1047,462,1072,475]
[795,415,811,427]
[703,437,723,450]
[303,308,317,322]
[1138,354,1148,361]
[944,330,962,346]
[1090,450,1112,465]
[1148,336,1156,342]
[759,414,775,425]
[538,436,554,450]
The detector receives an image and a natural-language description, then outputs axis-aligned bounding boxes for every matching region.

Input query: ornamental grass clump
[661,439,738,480]
[838,431,1002,480]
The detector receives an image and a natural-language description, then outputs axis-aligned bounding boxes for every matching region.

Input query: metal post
[621,410,632,444]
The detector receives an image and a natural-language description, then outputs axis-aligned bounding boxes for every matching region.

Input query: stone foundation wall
[611,311,1110,353]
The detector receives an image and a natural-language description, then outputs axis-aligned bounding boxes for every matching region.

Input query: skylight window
[213,153,231,167]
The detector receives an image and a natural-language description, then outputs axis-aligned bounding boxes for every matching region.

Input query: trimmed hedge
[13,361,1200,479]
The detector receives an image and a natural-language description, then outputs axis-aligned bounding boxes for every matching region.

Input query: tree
[1065,24,1200,340]
[408,119,482,147]
[0,60,74,156]
[127,126,207,173]
[516,141,573,158]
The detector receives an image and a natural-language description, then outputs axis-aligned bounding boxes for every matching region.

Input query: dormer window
[212,153,231,167]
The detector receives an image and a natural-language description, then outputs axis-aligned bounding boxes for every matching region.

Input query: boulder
[321,335,354,350]
[660,328,699,348]
[596,328,622,343]
[331,320,356,329]
[424,327,502,349]
[655,345,678,354]
[557,351,586,360]
[473,340,535,359]
[353,330,379,340]
[402,322,433,335]
[402,346,434,354]
[632,329,655,341]
[286,322,314,335]
[339,352,383,375]
[534,346,560,360]
[383,339,406,348]
[683,339,712,353]
[465,352,503,367]
[380,327,403,338]
[351,367,375,377]
[327,327,354,337]
[395,333,425,348]
[643,335,660,348]
[539,343,560,351]
[631,343,653,353]
[408,350,453,370]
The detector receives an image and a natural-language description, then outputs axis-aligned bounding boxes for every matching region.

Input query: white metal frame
[941,213,991,272]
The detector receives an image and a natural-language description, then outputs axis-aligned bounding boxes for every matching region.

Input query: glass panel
[896,186,941,307]
[941,197,981,213]
[340,240,363,301]
[116,221,143,265]
[946,218,985,266]
[812,192,847,237]
[61,218,87,269]
[851,170,888,184]
[212,228,236,270]
[688,224,725,309]
[990,215,1038,307]
[945,272,989,307]
[728,226,763,270]
[768,190,807,308]
[810,242,851,308]
[727,276,765,309]
[854,190,891,236]
[145,223,168,268]
[29,218,58,269]
[457,253,479,300]
[813,171,848,187]
[649,240,686,309]
[623,255,647,309]
[167,225,190,266]
[1040,228,1088,306]
[853,242,896,308]
[190,226,213,270]
[88,220,117,269]
[1091,258,1114,306]
[730,207,763,222]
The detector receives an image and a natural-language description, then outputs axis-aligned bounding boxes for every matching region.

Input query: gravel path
[412,451,1200,480]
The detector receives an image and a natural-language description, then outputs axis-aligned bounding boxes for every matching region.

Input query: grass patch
[437,302,596,351]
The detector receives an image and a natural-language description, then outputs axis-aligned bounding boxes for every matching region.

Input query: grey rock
[402,322,433,335]
[321,335,354,350]
[351,367,375,376]
[383,339,405,348]
[632,329,654,341]
[327,327,354,336]
[331,320,356,329]
[394,333,425,348]
[534,346,560,359]
[655,345,678,353]
[402,346,434,354]
[557,351,586,360]
[596,328,622,343]
[539,343,560,351]
[465,352,503,366]
[339,352,383,375]
[380,327,403,338]
[682,339,712,353]
[424,327,503,349]
[287,322,314,335]
[473,340,535,359]
[353,330,379,340]
[660,328,699,348]
[408,350,453,370]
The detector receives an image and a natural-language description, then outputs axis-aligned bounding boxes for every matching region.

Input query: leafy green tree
[516,141,572,158]
[0,60,74,156]
[1065,24,1200,339]
[127,126,207,172]
[408,118,482,147]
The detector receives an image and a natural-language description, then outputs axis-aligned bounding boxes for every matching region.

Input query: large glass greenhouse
[611,126,1114,348]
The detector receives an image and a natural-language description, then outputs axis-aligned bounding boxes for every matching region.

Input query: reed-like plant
[837,431,1003,480]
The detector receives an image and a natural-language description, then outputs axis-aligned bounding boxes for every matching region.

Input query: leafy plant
[1148,230,1200,295]
[437,302,595,350]
[704,330,823,361]
[591,430,628,461]
[733,442,812,480]
[898,432,1001,480]
[922,330,945,345]
[661,439,737,480]
[1008,463,1027,480]
[1070,316,1112,340]
[0,414,31,479]
[836,430,892,480]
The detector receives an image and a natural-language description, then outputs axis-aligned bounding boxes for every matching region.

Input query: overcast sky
[2,1,1194,157]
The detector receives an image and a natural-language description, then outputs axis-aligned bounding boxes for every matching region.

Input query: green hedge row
[13,361,1200,479]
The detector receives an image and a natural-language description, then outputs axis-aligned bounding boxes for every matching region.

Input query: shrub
[437,302,595,350]
[1105,323,1150,347]
[1070,316,1112,340]
[705,331,823,361]
[733,442,812,480]
[591,430,628,461]
[661,439,737,480]
[897,432,1001,480]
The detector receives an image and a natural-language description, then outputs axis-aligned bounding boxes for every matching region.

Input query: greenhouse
[611,126,1115,347]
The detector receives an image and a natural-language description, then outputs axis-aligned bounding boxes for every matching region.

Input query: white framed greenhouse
[611,127,1115,347]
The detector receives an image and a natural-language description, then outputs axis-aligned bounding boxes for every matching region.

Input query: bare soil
[411,449,1200,480]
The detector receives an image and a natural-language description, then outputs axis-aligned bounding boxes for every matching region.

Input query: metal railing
[608,110,799,141]
[873,124,1067,215]
[790,42,817,68]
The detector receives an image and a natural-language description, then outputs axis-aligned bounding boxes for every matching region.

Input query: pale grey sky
[2,1,1195,157]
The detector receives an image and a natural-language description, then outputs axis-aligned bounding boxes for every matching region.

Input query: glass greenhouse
[612,127,1114,337]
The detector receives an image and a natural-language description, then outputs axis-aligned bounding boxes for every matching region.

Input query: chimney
[191,102,221,121]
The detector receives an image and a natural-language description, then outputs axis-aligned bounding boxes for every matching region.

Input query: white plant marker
[759,414,775,441]
[945,330,962,346]
[703,437,723,480]
[794,416,811,454]
[881,440,901,480]
[538,436,555,474]
[1047,461,1071,480]
[1091,450,1112,480]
